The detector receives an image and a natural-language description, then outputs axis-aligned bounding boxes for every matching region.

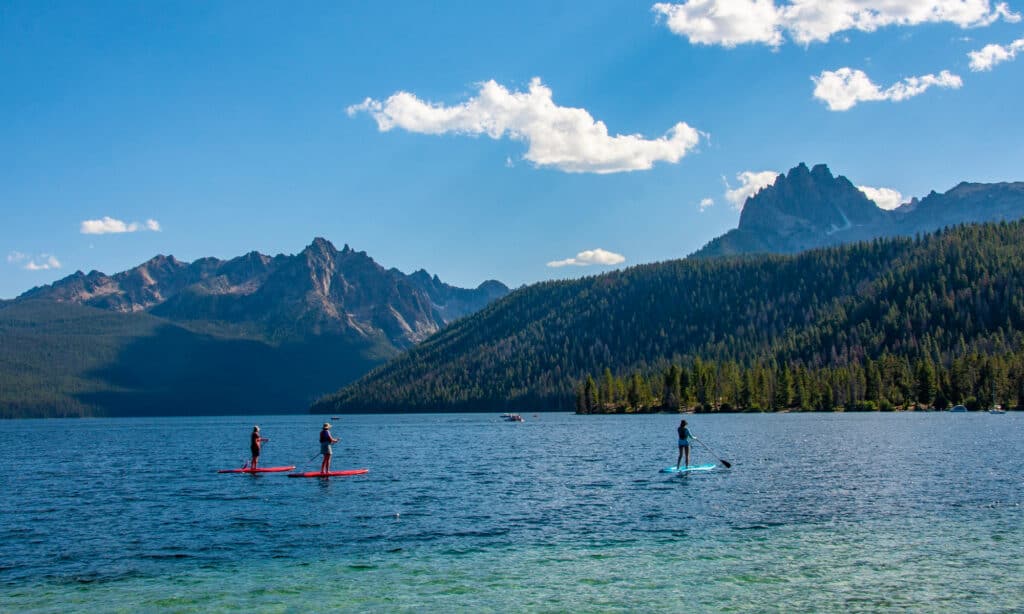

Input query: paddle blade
[719,459,732,468]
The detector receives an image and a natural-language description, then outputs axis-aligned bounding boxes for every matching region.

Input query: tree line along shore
[575,351,1022,414]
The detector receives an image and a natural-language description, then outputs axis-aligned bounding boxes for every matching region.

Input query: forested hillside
[314,221,1024,413]
[0,300,392,418]
[2,238,508,418]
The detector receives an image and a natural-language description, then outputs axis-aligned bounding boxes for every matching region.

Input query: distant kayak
[660,463,717,474]
[218,466,296,474]
[287,469,369,478]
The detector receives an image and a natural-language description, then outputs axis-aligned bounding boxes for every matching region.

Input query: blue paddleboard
[661,463,717,474]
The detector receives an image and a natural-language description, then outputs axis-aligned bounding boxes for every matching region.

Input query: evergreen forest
[315,221,1024,413]
[0,300,388,418]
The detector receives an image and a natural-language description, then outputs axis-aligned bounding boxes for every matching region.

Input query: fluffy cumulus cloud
[653,0,785,46]
[7,251,61,271]
[811,67,962,111]
[724,170,779,209]
[348,78,702,174]
[547,248,626,268]
[653,1,1019,47]
[969,38,1024,70]
[80,217,162,235]
[858,185,905,210]
[699,197,715,212]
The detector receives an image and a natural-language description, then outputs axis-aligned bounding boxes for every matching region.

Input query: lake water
[1,412,1021,612]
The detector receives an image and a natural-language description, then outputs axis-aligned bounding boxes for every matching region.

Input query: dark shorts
[321,443,332,456]
[251,447,260,456]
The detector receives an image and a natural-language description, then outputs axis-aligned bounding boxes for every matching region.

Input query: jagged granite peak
[19,240,510,347]
[303,236,339,259]
[693,164,1024,258]
[737,163,884,235]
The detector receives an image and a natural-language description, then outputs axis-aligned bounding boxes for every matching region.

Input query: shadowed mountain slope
[3,240,508,417]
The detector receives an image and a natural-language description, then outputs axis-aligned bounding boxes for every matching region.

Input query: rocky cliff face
[20,238,509,347]
[694,164,1024,258]
[738,163,885,233]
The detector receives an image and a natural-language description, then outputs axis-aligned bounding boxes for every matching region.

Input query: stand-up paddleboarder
[319,423,339,474]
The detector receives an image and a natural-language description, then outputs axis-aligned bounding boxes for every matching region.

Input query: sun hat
[323,422,331,429]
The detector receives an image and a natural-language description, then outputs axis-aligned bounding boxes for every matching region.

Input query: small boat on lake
[501,413,525,422]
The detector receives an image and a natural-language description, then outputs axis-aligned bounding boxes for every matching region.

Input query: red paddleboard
[218,466,296,474]
[287,469,369,478]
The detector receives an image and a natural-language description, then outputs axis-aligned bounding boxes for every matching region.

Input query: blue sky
[3,1,1023,298]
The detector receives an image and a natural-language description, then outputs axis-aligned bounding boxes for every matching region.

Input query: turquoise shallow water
[1,412,1021,612]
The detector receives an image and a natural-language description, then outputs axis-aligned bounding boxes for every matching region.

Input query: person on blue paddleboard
[319,422,339,474]
[676,419,692,470]
[250,425,269,469]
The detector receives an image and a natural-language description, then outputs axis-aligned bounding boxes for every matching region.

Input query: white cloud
[80,216,163,235]
[699,197,715,212]
[811,67,962,111]
[81,217,132,234]
[653,0,785,47]
[724,170,779,210]
[654,1,1019,47]
[858,185,905,210]
[969,38,1024,70]
[24,255,61,271]
[547,248,626,268]
[9,252,61,271]
[348,78,702,174]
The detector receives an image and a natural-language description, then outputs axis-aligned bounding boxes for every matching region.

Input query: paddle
[693,437,732,468]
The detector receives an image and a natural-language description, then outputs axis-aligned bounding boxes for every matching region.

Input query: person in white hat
[319,422,339,474]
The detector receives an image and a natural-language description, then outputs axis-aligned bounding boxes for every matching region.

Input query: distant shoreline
[2,407,1017,420]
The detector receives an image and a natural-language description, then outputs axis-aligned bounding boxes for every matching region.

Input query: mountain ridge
[3,239,509,417]
[694,163,1024,258]
[20,237,509,347]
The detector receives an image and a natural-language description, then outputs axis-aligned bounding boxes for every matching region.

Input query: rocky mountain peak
[693,163,1024,258]
[20,239,510,346]
[738,162,883,235]
[303,237,339,261]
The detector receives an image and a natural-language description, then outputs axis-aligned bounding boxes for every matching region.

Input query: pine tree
[627,372,643,411]
[663,364,682,411]
[584,375,598,414]
[915,359,937,408]
[775,365,793,410]
[865,359,881,403]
